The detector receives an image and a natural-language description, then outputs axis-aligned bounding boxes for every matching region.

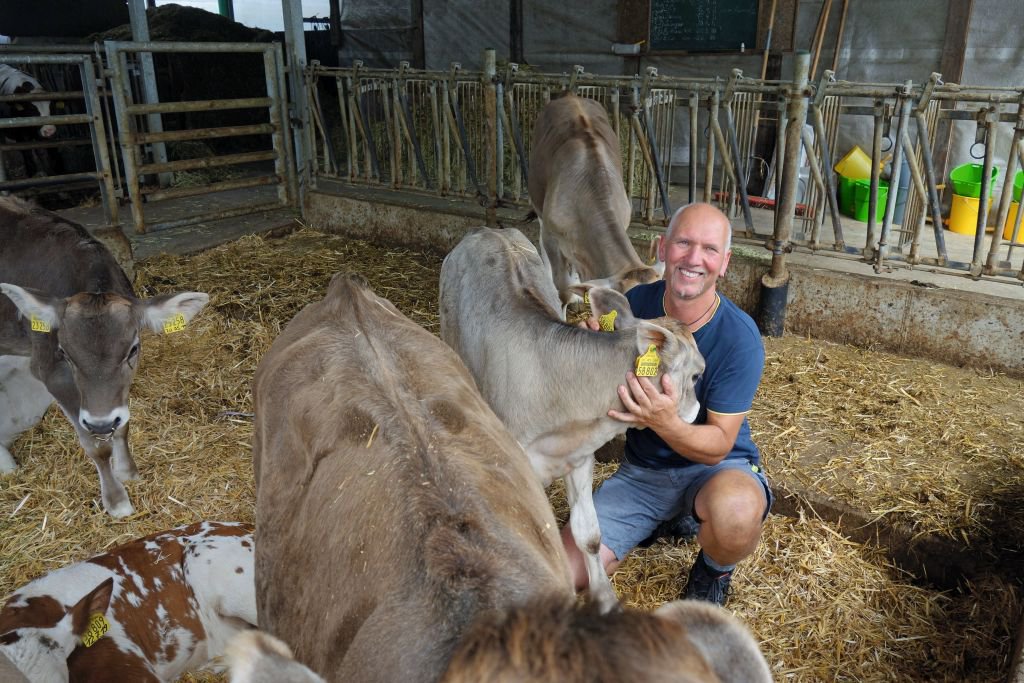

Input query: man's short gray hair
[664,203,732,253]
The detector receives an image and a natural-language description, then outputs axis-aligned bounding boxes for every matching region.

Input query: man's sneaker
[637,514,701,548]
[683,550,733,606]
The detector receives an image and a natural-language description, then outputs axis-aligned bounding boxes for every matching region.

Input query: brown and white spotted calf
[0,196,209,517]
[0,521,256,682]
[528,93,660,308]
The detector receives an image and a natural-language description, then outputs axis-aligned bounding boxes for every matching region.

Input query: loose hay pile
[0,228,1020,682]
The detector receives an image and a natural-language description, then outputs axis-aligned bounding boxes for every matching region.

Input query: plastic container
[1004,201,1023,241]
[949,163,998,199]
[853,178,889,222]
[948,194,993,235]
[834,145,872,180]
[1013,170,1023,203]
[837,175,857,216]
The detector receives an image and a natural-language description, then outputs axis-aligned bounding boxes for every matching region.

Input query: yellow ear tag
[635,344,661,377]
[582,290,590,306]
[162,313,187,334]
[81,613,109,647]
[598,309,617,332]
[30,315,51,333]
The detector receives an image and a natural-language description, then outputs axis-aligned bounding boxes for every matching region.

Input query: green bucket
[837,175,857,216]
[949,163,998,199]
[853,178,889,222]
[1013,170,1023,203]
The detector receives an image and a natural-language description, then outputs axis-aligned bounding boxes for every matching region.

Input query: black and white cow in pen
[0,196,209,517]
[0,64,59,178]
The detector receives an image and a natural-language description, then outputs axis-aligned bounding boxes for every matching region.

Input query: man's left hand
[608,372,680,431]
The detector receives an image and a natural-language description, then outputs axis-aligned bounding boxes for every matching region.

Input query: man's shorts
[593,457,773,561]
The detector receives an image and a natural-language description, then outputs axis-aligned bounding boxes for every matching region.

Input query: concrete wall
[304,188,1024,378]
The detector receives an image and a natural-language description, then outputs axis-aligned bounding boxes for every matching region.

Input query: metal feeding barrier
[306,50,1024,286]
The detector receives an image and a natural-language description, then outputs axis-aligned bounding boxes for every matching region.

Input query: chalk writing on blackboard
[649,0,758,53]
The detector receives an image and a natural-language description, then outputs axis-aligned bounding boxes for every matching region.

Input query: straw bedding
[1,228,1021,682]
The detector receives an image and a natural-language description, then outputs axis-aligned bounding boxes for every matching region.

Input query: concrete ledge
[304,186,1023,378]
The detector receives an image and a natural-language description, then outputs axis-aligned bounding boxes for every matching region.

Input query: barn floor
[1,225,1021,682]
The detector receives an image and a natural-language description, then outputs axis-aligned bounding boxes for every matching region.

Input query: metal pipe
[913,109,948,264]
[875,82,912,271]
[484,48,498,224]
[703,92,717,202]
[865,98,885,258]
[688,91,698,204]
[899,130,931,264]
[971,105,998,274]
[723,98,754,230]
[768,51,810,282]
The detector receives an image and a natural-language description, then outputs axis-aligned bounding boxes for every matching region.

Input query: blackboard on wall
[649,0,758,53]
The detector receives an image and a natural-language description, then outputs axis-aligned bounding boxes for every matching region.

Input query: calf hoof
[0,447,17,473]
[104,498,135,518]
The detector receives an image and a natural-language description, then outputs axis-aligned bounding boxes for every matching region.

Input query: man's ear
[587,287,637,330]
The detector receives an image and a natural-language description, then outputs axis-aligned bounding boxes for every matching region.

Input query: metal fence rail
[307,52,1024,285]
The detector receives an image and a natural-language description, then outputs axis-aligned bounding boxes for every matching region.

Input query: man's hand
[577,316,600,331]
[608,372,680,431]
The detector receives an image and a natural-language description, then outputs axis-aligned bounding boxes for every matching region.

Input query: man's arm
[607,373,745,465]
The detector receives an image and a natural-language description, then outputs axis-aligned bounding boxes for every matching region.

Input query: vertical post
[875,81,912,272]
[972,104,998,276]
[703,91,718,202]
[282,0,310,205]
[758,51,810,338]
[483,48,498,226]
[866,98,885,259]
[688,91,698,204]
[127,0,170,188]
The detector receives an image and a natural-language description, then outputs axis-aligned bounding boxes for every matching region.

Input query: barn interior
[1,1,1023,682]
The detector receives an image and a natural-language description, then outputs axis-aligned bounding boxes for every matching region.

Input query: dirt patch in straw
[0,228,1020,682]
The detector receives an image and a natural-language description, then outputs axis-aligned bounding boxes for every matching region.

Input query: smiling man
[561,202,771,605]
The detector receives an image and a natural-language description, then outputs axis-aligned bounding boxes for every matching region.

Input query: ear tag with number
[635,344,661,377]
[582,290,590,306]
[30,315,51,333]
[81,613,109,647]
[598,309,617,332]
[162,313,187,334]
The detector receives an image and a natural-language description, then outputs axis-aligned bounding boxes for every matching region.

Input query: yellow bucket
[1004,201,1024,241]
[834,146,873,180]
[948,194,993,235]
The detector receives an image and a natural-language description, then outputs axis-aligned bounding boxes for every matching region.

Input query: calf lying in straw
[0,521,255,682]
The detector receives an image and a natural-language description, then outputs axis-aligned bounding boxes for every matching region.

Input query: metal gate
[104,41,297,234]
[0,50,121,228]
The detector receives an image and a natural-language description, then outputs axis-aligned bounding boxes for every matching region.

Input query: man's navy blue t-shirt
[623,280,765,470]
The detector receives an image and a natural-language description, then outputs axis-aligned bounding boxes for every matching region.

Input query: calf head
[0,578,114,683]
[584,286,704,423]
[0,284,208,436]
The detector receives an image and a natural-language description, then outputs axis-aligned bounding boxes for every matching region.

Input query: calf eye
[126,343,140,364]
[691,373,701,384]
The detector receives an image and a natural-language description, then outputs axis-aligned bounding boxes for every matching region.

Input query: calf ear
[141,292,210,334]
[0,284,61,331]
[586,287,637,330]
[633,321,672,357]
[69,578,114,638]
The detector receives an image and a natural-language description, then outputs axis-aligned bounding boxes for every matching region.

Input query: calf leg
[111,424,139,482]
[0,355,55,473]
[69,420,134,518]
[564,455,619,613]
